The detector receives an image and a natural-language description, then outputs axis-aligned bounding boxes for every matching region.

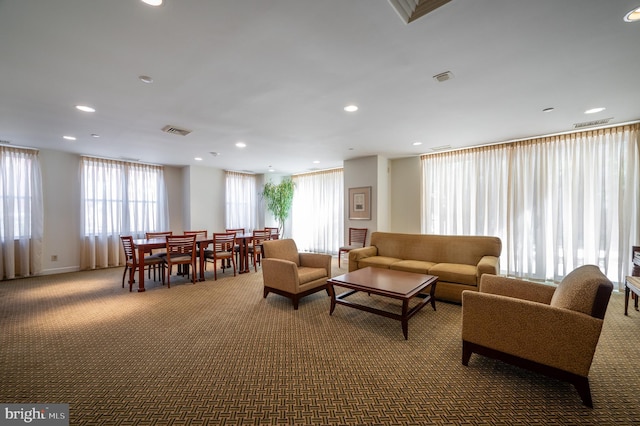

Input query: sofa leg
[462,340,472,366]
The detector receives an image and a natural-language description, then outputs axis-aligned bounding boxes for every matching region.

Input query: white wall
[40,149,81,274]
[389,157,421,233]
[183,165,225,234]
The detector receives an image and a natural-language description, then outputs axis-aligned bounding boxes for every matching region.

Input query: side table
[624,276,640,316]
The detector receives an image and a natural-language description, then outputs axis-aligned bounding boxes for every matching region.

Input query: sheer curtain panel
[291,168,343,254]
[80,157,169,270]
[225,171,258,232]
[0,147,44,279]
[421,124,639,287]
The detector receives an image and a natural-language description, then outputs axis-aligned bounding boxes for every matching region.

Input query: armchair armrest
[299,252,332,275]
[462,291,604,376]
[477,255,500,278]
[479,274,556,304]
[262,258,299,293]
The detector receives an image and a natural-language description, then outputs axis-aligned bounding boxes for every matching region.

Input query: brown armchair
[461,265,613,407]
[261,239,332,309]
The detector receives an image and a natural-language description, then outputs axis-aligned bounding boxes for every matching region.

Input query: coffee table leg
[328,283,336,315]
[402,299,409,340]
[625,283,630,316]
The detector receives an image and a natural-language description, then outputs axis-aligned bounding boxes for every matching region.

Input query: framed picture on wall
[348,186,371,220]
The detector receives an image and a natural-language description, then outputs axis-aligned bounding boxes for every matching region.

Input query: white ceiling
[1,0,639,174]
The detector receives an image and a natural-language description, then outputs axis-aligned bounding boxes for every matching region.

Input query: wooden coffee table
[327,267,438,340]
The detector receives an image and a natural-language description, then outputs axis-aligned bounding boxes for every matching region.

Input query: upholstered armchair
[461,265,613,407]
[261,239,332,309]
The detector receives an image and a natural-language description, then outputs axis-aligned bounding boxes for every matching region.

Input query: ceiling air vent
[433,71,454,83]
[573,118,613,129]
[161,125,192,136]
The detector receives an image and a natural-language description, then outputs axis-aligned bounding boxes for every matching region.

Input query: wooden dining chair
[338,227,368,268]
[164,234,197,288]
[249,229,271,272]
[145,231,173,277]
[204,232,237,280]
[120,235,165,292]
[265,227,280,240]
[226,228,245,265]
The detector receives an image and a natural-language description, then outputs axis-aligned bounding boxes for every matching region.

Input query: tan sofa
[348,232,502,303]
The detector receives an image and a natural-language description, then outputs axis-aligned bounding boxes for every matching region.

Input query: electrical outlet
[51,255,58,261]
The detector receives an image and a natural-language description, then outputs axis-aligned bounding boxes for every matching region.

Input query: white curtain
[421,124,640,287]
[0,147,43,279]
[80,157,169,270]
[225,171,258,231]
[292,168,343,254]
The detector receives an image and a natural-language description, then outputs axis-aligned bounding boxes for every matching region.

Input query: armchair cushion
[549,264,612,318]
[262,238,300,266]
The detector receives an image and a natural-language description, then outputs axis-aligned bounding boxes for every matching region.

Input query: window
[80,157,168,269]
[225,171,258,231]
[0,146,43,278]
[292,168,343,254]
[421,124,640,286]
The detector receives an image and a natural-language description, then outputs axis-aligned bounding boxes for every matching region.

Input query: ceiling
[1,0,639,175]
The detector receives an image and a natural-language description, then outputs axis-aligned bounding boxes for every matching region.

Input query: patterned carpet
[1,260,639,425]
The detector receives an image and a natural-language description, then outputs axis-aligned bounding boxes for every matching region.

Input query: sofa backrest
[369,232,502,266]
[262,239,300,266]
[549,264,613,319]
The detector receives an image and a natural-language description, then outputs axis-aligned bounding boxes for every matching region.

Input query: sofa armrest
[479,274,556,304]
[299,253,332,275]
[477,255,500,278]
[348,246,378,271]
[262,258,299,293]
[462,291,603,376]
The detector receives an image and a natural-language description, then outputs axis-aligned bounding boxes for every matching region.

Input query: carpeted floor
[1,260,639,425]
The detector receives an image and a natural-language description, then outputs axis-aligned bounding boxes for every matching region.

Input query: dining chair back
[205,232,237,280]
[164,234,197,288]
[338,227,368,268]
[184,230,208,238]
[120,235,164,291]
[249,229,271,271]
[225,228,245,263]
[265,227,280,240]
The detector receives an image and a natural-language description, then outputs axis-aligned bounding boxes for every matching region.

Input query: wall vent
[0,139,11,145]
[573,118,613,129]
[430,144,452,151]
[162,125,192,136]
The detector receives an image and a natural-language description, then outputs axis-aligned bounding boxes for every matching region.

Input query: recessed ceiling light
[91,133,100,138]
[624,6,640,22]
[585,107,606,114]
[344,105,358,112]
[138,75,154,83]
[194,157,203,161]
[542,107,555,113]
[235,142,246,148]
[75,105,95,113]
[63,135,76,141]
[313,160,320,164]
[141,0,163,6]
[412,141,423,146]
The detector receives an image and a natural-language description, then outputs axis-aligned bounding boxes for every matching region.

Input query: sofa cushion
[428,263,477,286]
[357,256,400,269]
[390,260,436,274]
[297,266,328,284]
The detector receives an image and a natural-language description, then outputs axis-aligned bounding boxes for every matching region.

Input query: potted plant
[261,178,295,238]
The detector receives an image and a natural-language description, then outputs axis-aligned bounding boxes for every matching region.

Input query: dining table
[132,235,215,292]
[132,232,260,291]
